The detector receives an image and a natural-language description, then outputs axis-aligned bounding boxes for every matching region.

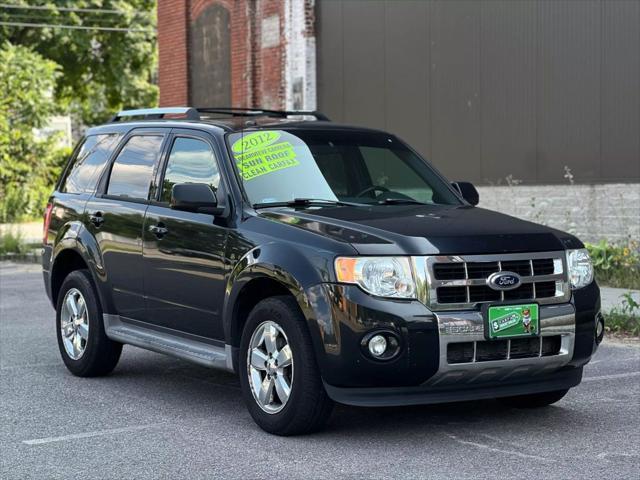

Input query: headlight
[335,256,416,298]
[566,248,594,290]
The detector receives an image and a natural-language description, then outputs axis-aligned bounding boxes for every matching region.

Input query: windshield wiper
[376,198,427,205]
[253,198,366,209]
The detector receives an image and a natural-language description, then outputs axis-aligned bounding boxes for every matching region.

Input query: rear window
[107,135,164,200]
[61,134,122,194]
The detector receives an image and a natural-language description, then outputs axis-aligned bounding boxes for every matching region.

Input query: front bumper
[324,366,583,407]
[305,281,600,405]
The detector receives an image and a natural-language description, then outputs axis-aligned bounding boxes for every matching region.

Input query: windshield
[226,129,462,207]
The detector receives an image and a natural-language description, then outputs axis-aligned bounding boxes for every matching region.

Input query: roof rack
[196,107,330,121]
[109,107,201,122]
[109,106,330,123]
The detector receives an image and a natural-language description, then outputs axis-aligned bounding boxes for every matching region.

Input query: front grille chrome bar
[412,251,571,311]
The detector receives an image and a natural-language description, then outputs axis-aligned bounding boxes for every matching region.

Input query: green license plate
[486,303,539,339]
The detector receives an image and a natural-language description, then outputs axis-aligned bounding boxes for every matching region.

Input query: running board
[103,314,234,372]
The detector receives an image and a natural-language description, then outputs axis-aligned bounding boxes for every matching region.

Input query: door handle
[89,212,104,227]
[149,223,169,238]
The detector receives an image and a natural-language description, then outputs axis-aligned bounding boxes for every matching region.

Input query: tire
[56,269,122,377]
[498,389,569,409]
[239,296,334,436]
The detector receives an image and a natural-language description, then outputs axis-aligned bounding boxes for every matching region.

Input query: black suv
[43,107,603,435]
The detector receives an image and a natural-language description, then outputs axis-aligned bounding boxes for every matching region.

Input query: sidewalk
[600,287,640,313]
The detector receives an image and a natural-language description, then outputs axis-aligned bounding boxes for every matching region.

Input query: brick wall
[158,0,316,110]
[157,0,189,106]
[254,1,285,109]
[477,183,640,243]
[190,0,253,107]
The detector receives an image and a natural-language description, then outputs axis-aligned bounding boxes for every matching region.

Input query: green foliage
[0,2,157,221]
[0,230,29,255]
[0,42,70,222]
[606,293,640,337]
[586,239,640,290]
[0,1,158,125]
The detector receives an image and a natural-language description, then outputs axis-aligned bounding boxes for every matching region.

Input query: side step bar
[103,314,234,372]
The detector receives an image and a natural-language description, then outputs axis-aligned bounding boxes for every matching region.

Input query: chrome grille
[424,306,575,387]
[447,336,562,364]
[412,251,570,311]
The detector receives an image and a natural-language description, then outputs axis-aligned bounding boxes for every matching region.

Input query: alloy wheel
[247,320,294,414]
[60,288,89,360]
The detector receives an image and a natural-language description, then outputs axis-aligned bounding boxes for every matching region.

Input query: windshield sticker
[232,131,281,154]
[232,131,300,181]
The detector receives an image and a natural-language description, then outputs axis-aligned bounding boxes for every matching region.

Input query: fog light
[595,312,605,345]
[368,335,388,357]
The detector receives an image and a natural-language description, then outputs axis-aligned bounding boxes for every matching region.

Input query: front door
[85,131,167,319]
[142,131,229,340]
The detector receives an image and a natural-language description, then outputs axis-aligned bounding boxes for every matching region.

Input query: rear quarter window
[61,134,122,194]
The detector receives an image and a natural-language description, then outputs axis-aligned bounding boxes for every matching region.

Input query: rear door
[142,129,229,339]
[85,129,169,319]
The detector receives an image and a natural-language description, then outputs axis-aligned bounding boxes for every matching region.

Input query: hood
[259,204,582,255]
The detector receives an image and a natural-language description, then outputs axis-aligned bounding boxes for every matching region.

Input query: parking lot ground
[1,263,639,479]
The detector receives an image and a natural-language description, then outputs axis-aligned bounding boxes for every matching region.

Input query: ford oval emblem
[487,271,521,291]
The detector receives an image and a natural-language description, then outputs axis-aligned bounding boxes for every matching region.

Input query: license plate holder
[483,303,540,340]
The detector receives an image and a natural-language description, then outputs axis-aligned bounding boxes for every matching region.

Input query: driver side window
[160,137,220,203]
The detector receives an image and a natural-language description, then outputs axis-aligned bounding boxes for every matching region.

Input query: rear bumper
[42,245,53,305]
[324,366,583,407]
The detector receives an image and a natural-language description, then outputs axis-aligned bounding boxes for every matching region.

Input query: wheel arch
[228,276,294,349]
[51,249,87,302]
[49,218,112,310]
[224,244,328,366]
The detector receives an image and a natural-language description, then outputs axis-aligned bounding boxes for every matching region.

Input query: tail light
[43,203,53,245]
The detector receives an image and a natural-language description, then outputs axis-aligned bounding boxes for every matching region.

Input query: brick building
[158,0,315,111]
[157,0,640,243]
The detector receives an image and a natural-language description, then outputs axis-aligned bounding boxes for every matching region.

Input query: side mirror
[452,181,479,206]
[170,183,224,215]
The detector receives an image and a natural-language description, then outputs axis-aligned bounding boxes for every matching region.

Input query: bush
[0,42,70,222]
[586,240,640,290]
[0,231,29,255]
[606,293,640,337]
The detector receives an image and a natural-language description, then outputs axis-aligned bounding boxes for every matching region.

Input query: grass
[0,231,30,255]
[606,293,640,338]
[606,312,640,337]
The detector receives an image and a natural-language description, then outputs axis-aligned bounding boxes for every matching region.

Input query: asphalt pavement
[1,263,639,479]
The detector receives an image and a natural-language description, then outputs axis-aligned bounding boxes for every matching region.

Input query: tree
[0,1,158,125]
[0,42,69,222]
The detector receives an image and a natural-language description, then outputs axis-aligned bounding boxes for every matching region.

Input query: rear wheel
[56,270,122,377]
[499,389,569,408]
[239,296,334,435]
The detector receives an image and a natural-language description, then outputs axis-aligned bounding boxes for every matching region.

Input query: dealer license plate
[486,303,539,339]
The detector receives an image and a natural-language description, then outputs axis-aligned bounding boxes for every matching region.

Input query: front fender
[223,243,334,361]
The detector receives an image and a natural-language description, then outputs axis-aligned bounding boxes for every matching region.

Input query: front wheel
[498,389,569,409]
[239,296,334,435]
